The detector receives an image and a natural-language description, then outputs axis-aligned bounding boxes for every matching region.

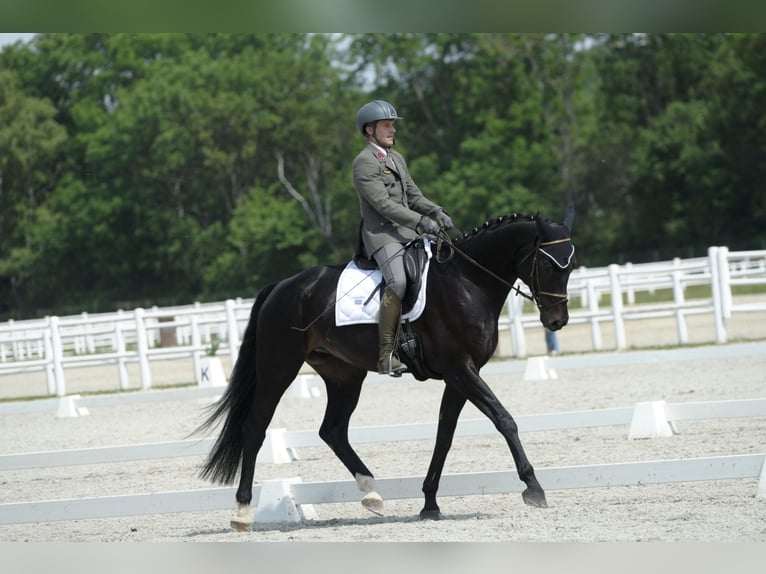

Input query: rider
[353,99,453,376]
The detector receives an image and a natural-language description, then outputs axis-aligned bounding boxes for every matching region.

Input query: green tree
[0,69,67,315]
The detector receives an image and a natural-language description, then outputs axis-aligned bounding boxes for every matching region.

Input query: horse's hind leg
[310,356,382,514]
[231,358,303,531]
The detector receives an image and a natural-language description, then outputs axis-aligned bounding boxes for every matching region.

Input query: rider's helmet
[355,100,403,135]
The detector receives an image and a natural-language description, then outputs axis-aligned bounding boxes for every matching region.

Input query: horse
[196,207,576,531]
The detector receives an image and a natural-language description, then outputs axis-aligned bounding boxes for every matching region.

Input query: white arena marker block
[56,395,89,418]
[255,478,317,523]
[258,428,294,464]
[628,400,674,440]
[524,356,557,381]
[197,357,227,388]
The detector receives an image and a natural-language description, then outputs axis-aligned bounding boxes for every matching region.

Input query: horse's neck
[453,221,535,307]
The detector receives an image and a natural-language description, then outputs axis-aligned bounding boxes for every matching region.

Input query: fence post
[717,246,732,319]
[708,247,727,344]
[115,323,129,390]
[225,298,240,366]
[191,315,201,383]
[608,264,627,350]
[586,279,602,350]
[48,316,66,397]
[43,327,56,395]
[134,308,152,390]
[672,270,689,344]
[624,262,635,304]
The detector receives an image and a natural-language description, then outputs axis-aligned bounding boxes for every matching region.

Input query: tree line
[1,33,764,320]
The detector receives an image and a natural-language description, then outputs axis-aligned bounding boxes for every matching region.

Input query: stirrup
[378,355,406,377]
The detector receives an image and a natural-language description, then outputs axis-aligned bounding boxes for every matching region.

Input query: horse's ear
[562,203,575,232]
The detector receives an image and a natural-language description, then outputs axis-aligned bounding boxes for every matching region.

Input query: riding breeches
[372,242,407,300]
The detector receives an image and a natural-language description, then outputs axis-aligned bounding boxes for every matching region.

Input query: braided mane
[456,213,536,244]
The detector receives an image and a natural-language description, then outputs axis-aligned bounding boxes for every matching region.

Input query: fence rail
[2,453,763,525]
[3,397,764,471]
[2,246,765,398]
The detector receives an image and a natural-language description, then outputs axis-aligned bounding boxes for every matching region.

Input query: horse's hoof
[522,488,549,508]
[362,492,384,516]
[419,508,442,520]
[230,518,252,532]
[231,504,254,531]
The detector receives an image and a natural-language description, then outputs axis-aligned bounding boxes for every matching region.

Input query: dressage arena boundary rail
[1,246,765,398]
[1,453,764,525]
[2,397,766,471]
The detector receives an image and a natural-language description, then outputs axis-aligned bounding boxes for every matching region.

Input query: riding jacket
[353,142,442,258]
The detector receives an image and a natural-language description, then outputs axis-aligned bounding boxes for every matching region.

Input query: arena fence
[2,398,765,471]
[1,453,764,525]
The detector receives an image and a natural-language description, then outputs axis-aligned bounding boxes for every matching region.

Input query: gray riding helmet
[356,100,403,135]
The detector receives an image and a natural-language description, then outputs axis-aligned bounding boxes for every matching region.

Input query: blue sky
[0,33,36,48]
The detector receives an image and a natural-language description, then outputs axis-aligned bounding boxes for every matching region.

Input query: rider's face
[371,120,396,146]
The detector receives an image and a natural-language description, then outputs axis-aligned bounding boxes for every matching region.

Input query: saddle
[352,233,438,381]
[353,235,428,315]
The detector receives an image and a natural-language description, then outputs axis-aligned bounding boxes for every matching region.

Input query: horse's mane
[456,213,536,244]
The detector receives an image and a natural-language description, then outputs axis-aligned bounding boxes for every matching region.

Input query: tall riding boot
[377,287,407,376]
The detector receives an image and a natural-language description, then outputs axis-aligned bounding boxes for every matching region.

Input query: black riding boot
[377,287,407,376]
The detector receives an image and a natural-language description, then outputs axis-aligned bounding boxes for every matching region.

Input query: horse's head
[518,206,576,331]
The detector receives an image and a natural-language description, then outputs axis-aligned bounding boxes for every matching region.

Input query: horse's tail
[195,282,278,485]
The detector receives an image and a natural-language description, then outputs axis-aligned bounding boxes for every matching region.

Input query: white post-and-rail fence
[0,298,252,397]
[504,246,766,357]
[1,246,765,397]
[2,397,765,524]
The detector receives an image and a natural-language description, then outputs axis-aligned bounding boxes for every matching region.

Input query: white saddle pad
[335,239,432,327]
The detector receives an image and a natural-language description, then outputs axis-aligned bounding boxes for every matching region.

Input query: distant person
[545,327,560,355]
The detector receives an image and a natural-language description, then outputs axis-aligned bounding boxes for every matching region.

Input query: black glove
[435,210,453,230]
[417,216,440,236]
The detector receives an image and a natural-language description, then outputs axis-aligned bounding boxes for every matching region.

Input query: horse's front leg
[452,363,548,509]
[420,385,466,520]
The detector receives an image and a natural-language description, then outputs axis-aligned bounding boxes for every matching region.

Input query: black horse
[197,208,576,531]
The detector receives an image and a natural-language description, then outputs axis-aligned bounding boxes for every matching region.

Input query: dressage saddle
[352,237,428,316]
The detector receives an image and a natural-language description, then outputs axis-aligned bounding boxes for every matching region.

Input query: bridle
[520,237,573,311]
[434,231,573,311]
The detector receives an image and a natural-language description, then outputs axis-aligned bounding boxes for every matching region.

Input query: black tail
[195,282,278,484]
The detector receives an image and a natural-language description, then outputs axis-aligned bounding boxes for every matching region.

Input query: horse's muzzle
[541,310,568,331]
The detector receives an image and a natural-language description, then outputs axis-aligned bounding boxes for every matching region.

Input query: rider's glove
[417,216,441,236]
[435,210,453,230]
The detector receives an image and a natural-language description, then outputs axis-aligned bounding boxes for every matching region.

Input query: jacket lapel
[385,150,400,174]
